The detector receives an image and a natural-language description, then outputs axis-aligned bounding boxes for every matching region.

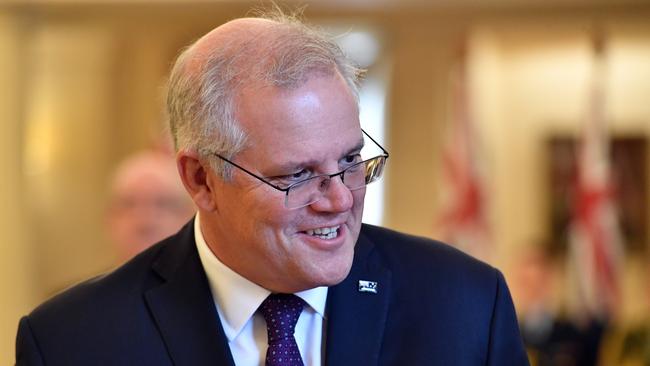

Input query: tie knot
[259,294,304,343]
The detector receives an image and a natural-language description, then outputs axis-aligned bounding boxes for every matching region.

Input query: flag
[436,40,491,262]
[567,32,624,320]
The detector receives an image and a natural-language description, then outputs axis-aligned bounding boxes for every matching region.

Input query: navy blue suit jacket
[16,221,529,365]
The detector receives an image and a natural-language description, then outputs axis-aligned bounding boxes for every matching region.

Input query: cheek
[351,189,366,212]
[244,196,295,234]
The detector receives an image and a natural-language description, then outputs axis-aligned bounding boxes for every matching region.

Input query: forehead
[235,73,362,161]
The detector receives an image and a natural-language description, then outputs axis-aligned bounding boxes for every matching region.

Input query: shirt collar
[194,213,328,341]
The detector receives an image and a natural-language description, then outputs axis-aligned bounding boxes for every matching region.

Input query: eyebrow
[268,136,365,175]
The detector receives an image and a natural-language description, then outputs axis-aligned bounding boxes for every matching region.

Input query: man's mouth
[304,225,341,240]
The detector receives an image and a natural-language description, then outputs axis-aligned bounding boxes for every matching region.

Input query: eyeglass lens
[285,155,387,209]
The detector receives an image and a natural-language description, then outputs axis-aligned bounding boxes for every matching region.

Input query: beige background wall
[1,9,38,365]
[2,2,650,364]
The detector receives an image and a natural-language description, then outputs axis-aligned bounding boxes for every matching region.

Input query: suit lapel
[144,220,235,366]
[324,227,392,366]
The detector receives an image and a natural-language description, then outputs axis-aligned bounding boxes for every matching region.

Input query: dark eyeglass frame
[212,128,389,200]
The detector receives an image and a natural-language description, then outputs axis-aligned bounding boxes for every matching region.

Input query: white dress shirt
[194,214,327,366]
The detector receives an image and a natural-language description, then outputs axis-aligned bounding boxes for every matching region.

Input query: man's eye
[343,154,362,166]
[291,169,309,180]
[276,169,309,183]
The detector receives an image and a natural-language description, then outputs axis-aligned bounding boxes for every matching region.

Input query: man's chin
[322,267,352,287]
[312,251,355,288]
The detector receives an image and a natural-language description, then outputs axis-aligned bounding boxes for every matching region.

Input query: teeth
[305,225,340,239]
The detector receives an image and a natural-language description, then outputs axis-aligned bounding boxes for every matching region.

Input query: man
[107,149,195,262]
[16,13,529,366]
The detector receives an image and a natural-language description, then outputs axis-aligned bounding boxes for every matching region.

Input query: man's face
[202,72,365,293]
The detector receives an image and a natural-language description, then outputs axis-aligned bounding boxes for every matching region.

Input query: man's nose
[310,176,353,213]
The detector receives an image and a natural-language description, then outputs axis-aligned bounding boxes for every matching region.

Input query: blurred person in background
[106,149,195,262]
[512,245,605,366]
[15,10,528,365]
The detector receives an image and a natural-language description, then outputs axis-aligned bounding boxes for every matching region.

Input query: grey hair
[166,11,365,180]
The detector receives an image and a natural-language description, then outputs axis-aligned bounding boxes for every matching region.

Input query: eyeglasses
[213,129,389,209]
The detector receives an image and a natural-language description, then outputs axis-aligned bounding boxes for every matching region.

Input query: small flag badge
[358,280,378,294]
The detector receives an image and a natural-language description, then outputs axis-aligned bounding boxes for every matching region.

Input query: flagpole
[567,27,624,324]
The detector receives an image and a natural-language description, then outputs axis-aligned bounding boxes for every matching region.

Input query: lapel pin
[358,280,378,294]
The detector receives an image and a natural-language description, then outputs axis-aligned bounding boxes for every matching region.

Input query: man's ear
[177,150,217,212]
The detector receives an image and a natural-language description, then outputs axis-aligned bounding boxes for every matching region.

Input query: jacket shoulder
[356,224,528,365]
[29,241,165,320]
[16,223,194,365]
[28,220,194,321]
[359,223,497,281]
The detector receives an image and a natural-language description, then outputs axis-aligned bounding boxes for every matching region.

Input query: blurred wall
[0,9,38,365]
[2,2,650,364]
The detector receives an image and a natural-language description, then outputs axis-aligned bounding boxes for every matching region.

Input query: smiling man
[16,13,529,366]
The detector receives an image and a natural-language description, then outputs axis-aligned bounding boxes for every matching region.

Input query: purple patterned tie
[259,294,305,366]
